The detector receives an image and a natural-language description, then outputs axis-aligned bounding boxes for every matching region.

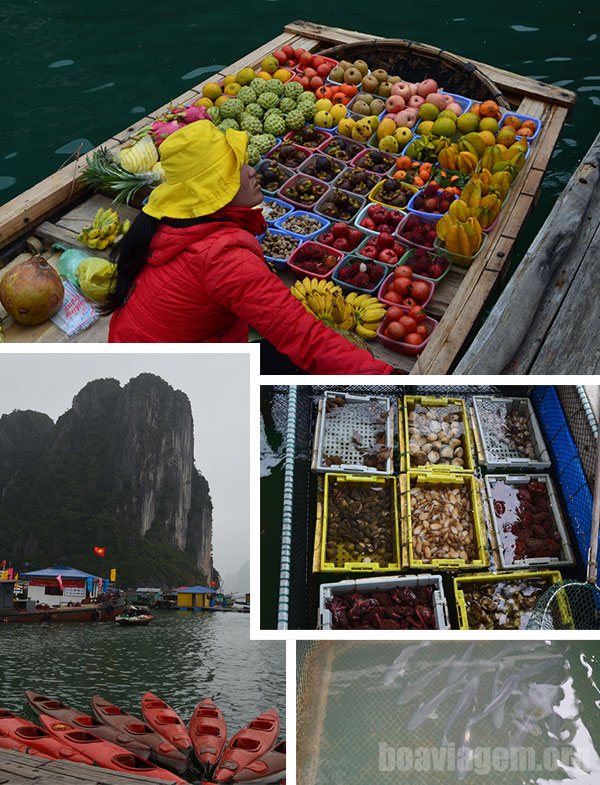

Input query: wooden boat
[91,694,188,773]
[140,692,192,753]
[0,21,576,374]
[115,606,154,626]
[212,710,280,783]
[188,698,228,769]
[25,690,152,758]
[39,714,188,783]
[0,709,92,764]
[0,595,126,624]
[232,740,286,784]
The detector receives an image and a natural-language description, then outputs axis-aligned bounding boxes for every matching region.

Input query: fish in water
[447,643,476,685]
[442,674,480,747]
[383,642,431,686]
[407,676,467,731]
[396,658,456,705]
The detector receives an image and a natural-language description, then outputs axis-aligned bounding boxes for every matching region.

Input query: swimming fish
[383,642,432,686]
[447,643,476,685]
[407,677,466,731]
[396,658,456,705]
[442,674,480,746]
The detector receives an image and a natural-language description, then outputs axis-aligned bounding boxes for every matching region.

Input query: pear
[353,59,369,76]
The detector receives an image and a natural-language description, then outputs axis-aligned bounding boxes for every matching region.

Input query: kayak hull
[233,740,286,784]
[0,709,92,765]
[141,692,192,753]
[188,698,228,768]
[213,710,280,783]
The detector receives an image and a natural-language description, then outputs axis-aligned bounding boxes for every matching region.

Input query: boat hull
[141,692,191,753]
[0,597,126,623]
[188,698,228,768]
[233,740,286,784]
[213,710,280,783]
[0,709,92,764]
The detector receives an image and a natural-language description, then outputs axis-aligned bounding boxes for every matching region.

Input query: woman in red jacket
[105,120,392,375]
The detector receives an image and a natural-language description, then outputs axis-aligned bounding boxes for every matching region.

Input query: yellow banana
[355,323,378,340]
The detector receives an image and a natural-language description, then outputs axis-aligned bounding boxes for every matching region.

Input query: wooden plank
[218,32,304,76]
[484,235,515,273]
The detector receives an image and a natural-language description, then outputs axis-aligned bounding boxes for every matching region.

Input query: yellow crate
[399,395,475,473]
[401,470,489,571]
[320,473,401,573]
[453,569,572,630]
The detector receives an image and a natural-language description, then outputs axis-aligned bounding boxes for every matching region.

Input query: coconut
[0,256,64,325]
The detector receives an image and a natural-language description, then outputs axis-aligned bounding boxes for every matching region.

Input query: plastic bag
[57,248,89,285]
[76,257,116,302]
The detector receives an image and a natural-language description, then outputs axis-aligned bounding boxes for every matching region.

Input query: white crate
[484,473,574,570]
[313,391,394,475]
[472,396,551,472]
[318,574,450,630]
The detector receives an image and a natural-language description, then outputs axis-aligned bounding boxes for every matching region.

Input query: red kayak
[233,740,286,784]
[0,732,53,759]
[141,692,192,752]
[188,698,227,767]
[212,710,280,783]
[39,714,188,783]
[25,690,152,759]
[91,694,188,774]
[0,708,92,764]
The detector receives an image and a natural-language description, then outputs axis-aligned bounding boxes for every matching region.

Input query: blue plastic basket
[439,91,472,114]
[274,210,330,240]
[499,111,542,141]
[260,197,294,227]
[406,189,458,222]
[257,228,303,270]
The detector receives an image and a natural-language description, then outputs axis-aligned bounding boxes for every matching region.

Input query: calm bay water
[0,611,285,733]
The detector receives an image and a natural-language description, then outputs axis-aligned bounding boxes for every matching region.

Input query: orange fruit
[480,100,501,119]
[521,119,537,130]
[470,103,481,116]
[503,115,522,130]
[519,126,534,137]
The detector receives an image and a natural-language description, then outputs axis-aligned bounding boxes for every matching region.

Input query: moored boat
[232,740,286,784]
[25,690,152,758]
[39,714,188,783]
[188,698,228,769]
[115,606,154,626]
[0,709,92,764]
[91,694,188,773]
[212,710,280,783]
[141,692,191,752]
[0,733,53,759]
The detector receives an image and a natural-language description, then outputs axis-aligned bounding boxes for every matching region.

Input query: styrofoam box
[319,574,450,630]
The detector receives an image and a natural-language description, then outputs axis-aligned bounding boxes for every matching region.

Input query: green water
[2,1,599,261]
[0,611,285,738]
[298,640,600,785]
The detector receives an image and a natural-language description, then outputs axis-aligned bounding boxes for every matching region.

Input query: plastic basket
[395,247,451,283]
[319,574,450,630]
[368,179,418,210]
[499,111,542,141]
[257,228,302,270]
[406,189,458,221]
[400,395,476,473]
[283,128,332,150]
[298,152,347,183]
[317,136,365,163]
[400,470,489,571]
[332,256,387,295]
[320,473,400,573]
[277,173,330,210]
[354,203,406,236]
[331,166,383,197]
[286,241,344,281]
[312,390,394,475]
[274,210,330,240]
[314,189,365,224]
[350,148,398,177]
[259,197,294,226]
[439,91,472,114]
[347,93,387,120]
[354,235,410,268]
[266,142,312,170]
[433,232,488,268]
[315,224,367,254]
[378,271,434,310]
[453,570,569,630]
[257,160,295,196]
[472,396,551,472]
[376,315,437,355]
[484,473,575,570]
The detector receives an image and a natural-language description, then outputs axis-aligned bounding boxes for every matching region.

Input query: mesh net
[297,640,600,785]
[526,580,600,630]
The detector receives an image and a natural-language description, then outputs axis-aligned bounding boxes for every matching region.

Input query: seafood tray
[319,473,400,573]
[400,471,489,571]
[453,569,569,630]
[312,391,394,475]
[399,395,475,473]
[472,395,551,472]
[318,574,450,630]
[484,474,575,570]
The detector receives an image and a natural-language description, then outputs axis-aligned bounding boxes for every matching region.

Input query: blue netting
[531,387,595,579]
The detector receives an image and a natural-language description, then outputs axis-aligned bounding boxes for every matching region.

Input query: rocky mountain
[222,560,250,595]
[0,374,214,587]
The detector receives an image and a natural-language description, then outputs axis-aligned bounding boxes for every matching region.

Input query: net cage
[296,640,600,785]
[262,385,599,630]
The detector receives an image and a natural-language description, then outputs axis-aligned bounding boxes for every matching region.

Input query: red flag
[56,574,64,591]
[93,547,106,557]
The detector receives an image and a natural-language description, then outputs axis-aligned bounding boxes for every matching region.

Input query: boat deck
[0,749,179,785]
[0,21,577,371]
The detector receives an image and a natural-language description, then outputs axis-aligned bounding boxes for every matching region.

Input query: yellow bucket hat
[143,120,248,220]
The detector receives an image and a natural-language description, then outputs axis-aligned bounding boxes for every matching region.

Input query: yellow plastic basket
[399,395,476,473]
[401,470,489,571]
[320,473,401,573]
[453,569,572,630]
[367,179,418,208]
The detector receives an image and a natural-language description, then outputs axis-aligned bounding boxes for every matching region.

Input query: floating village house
[175,585,217,611]
[21,566,105,607]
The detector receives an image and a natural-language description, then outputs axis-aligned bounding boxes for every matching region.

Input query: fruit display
[399,214,438,249]
[333,167,380,195]
[267,143,311,169]
[292,54,340,92]
[358,233,407,267]
[379,267,433,310]
[348,92,387,118]
[371,178,413,209]
[458,578,551,630]
[278,213,328,237]
[77,207,130,250]
[410,482,477,563]
[325,583,437,630]
[287,242,342,277]
[353,149,397,175]
[318,222,365,252]
[118,135,159,172]
[259,230,300,261]
[404,135,450,163]
[344,292,388,339]
[409,184,457,216]
[279,174,328,207]
[334,258,386,292]
[300,153,345,182]
[310,83,359,105]
[269,44,316,71]
[392,157,433,187]
[0,257,64,326]
[320,137,365,162]
[256,160,293,193]
[378,312,435,353]
[469,99,503,121]
[259,199,292,223]
[459,178,502,230]
[407,402,469,468]
[479,140,528,182]
[285,125,331,149]
[401,248,449,281]
[290,278,356,331]
[358,203,405,234]
[312,98,353,130]
[500,114,540,139]
[316,189,363,222]
[81,147,164,204]
[435,200,484,261]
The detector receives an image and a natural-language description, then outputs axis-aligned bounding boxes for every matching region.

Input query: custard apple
[299,90,316,103]
[237,86,257,106]
[285,109,305,131]
[240,114,263,135]
[264,107,284,120]
[279,97,296,114]
[251,78,269,95]
[263,114,285,137]
[253,134,278,155]
[283,81,305,100]
[218,119,240,132]
[220,98,243,120]
[265,79,283,96]
[296,101,316,121]
[247,144,261,166]
[258,91,279,110]
[207,106,221,124]
[245,102,264,119]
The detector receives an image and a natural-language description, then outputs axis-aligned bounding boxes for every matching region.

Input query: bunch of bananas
[436,200,483,261]
[346,292,387,340]
[78,207,131,251]
[459,180,503,230]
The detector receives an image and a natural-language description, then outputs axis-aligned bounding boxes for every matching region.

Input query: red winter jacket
[108,207,392,375]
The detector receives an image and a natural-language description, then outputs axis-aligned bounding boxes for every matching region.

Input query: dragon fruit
[151,120,185,146]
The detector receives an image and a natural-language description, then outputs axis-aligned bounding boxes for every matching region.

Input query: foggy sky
[0,353,250,579]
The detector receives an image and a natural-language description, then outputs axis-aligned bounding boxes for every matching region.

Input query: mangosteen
[262,169,278,185]
[370,151,383,164]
